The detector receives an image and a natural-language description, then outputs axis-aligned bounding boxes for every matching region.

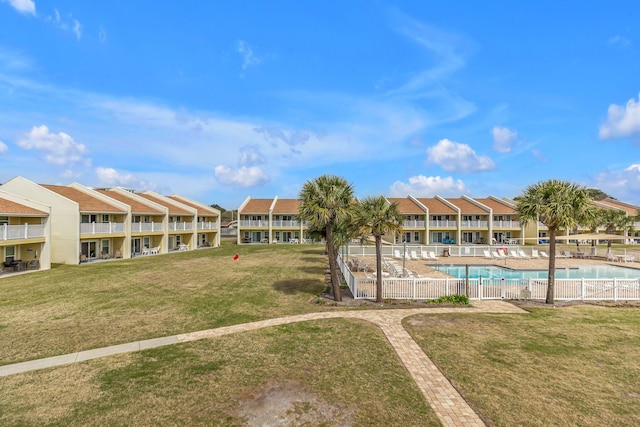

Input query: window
[143,237,150,248]
[102,214,110,223]
[414,231,420,242]
[144,216,150,223]
[101,239,110,255]
[133,215,141,223]
[4,245,15,262]
[0,216,8,225]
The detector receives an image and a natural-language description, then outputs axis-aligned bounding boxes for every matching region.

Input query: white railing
[169,221,194,231]
[239,220,269,228]
[403,220,426,228]
[1,223,46,240]
[492,220,521,228]
[80,222,125,235]
[197,221,218,230]
[429,220,457,228]
[272,220,301,228]
[459,220,489,228]
[132,222,162,233]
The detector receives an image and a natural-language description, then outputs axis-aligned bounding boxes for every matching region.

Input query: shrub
[425,294,470,305]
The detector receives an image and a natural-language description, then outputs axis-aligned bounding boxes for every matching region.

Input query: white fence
[337,252,640,302]
[80,222,125,235]
[1,224,46,240]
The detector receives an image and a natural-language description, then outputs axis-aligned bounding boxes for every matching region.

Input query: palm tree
[599,208,635,252]
[357,196,404,303]
[299,175,355,301]
[516,180,594,303]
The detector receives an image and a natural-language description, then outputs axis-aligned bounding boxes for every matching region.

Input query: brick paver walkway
[1,300,525,426]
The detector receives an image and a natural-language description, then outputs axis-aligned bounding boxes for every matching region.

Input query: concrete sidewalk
[0,300,526,427]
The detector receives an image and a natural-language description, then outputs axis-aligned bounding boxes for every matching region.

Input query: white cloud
[390,175,469,197]
[95,167,157,190]
[491,126,517,153]
[531,149,547,162]
[237,40,260,71]
[17,124,89,165]
[599,93,640,140]
[239,146,266,166]
[592,164,640,204]
[426,138,495,173]
[608,35,631,46]
[214,165,269,187]
[4,0,35,15]
[0,140,8,153]
[47,9,82,40]
[98,26,107,43]
[73,19,82,40]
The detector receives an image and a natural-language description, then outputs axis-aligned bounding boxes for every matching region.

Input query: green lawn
[404,305,640,426]
[2,242,640,425]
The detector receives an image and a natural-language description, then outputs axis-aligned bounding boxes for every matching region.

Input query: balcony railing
[403,220,426,228]
[459,220,489,228]
[1,223,46,241]
[429,220,458,228]
[80,222,125,235]
[492,220,521,228]
[197,221,218,230]
[239,220,269,228]
[272,220,301,228]
[169,221,194,231]
[132,222,163,233]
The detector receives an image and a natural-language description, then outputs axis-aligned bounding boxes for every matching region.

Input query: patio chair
[483,250,493,259]
[114,250,122,259]
[27,260,40,270]
[531,249,540,258]
[518,250,530,259]
[428,251,438,260]
[540,251,549,258]
[393,250,402,259]
[2,261,15,272]
[509,250,521,259]
[101,251,111,259]
[410,250,419,260]
[420,250,430,260]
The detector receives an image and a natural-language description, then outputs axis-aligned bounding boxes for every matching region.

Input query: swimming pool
[432,264,640,280]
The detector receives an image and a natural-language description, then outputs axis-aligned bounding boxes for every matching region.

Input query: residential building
[0,190,51,272]
[237,197,307,244]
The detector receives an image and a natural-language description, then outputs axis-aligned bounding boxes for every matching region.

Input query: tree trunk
[325,224,342,302]
[375,235,383,303]
[546,227,557,304]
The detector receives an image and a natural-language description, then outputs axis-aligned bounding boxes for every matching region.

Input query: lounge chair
[492,250,506,259]
[540,251,549,258]
[509,250,521,259]
[393,250,402,259]
[420,250,430,260]
[410,250,419,260]
[428,251,438,260]
[531,249,540,258]
[483,250,493,259]
[518,250,530,259]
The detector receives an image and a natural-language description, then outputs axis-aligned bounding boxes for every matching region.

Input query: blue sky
[1,1,640,209]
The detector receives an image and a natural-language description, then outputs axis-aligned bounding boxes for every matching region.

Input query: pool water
[432,264,640,280]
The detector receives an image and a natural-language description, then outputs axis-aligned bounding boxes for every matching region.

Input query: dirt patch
[236,380,355,426]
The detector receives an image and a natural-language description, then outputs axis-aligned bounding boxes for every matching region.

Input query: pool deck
[351,254,640,279]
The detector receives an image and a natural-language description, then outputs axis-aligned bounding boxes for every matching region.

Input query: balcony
[492,220,521,228]
[429,220,458,228]
[132,222,163,233]
[80,222,125,235]
[239,220,269,228]
[403,220,426,228]
[272,220,301,228]
[169,221,194,232]
[459,220,489,228]
[1,223,46,241]
[197,221,218,231]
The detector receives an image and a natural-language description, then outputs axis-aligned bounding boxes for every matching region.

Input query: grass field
[404,305,640,426]
[2,241,640,425]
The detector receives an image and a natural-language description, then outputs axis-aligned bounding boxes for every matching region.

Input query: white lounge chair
[531,249,540,258]
[394,250,402,259]
[518,250,530,259]
[410,250,419,260]
[428,251,438,260]
[483,250,493,259]
[540,251,549,258]
[492,250,506,259]
[421,250,430,260]
[509,250,521,259]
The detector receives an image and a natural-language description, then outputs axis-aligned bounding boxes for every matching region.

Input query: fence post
[446,278,449,296]
[581,278,586,301]
[614,278,618,302]
[24,223,29,239]
[479,277,483,300]
[413,277,417,300]
[501,278,506,299]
